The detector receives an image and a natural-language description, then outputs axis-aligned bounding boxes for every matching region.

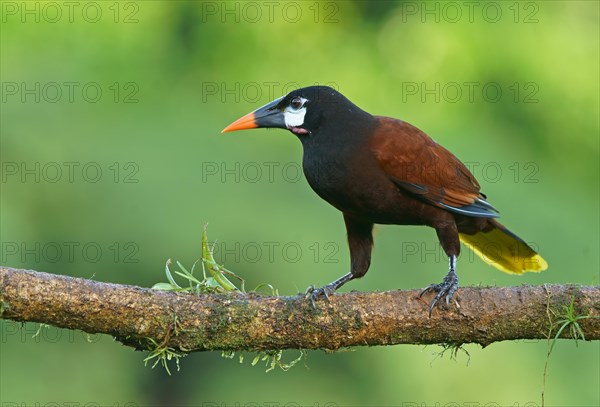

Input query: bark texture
[1,267,599,352]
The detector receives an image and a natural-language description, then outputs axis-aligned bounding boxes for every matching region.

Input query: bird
[222,86,548,314]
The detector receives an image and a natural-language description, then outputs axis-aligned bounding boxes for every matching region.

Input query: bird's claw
[305,284,335,309]
[419,271,459,316]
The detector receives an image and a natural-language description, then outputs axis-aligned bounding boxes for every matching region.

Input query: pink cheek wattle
[289,126,309,135]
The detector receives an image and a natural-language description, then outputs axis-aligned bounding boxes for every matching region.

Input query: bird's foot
[304,273,354,309]
[305,283,337,309]
[419,270,459,316]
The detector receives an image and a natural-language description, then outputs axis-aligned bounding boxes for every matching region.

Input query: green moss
[0,301,9,316]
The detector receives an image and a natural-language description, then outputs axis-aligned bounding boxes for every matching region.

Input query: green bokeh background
[1,1,598,406]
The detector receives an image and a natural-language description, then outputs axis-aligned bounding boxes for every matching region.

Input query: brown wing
[370,116,499,218]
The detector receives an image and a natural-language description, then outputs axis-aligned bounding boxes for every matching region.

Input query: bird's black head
[222,86,370,136]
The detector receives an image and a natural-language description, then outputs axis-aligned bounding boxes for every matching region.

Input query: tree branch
[1,267,599,353]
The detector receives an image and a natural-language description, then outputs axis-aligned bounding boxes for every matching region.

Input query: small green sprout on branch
[152,225,245,295]
[142,314,186,375]
[143,338,185,375]
[541,290,600,406]
[148,224,303,374]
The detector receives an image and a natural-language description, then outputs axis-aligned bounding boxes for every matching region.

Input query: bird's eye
[290,97,303,110]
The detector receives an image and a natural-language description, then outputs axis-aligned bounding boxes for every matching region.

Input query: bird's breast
[301,148,427,225]
[302,155,348,203]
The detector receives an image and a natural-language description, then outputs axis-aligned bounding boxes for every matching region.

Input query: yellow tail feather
[459,225,548,274]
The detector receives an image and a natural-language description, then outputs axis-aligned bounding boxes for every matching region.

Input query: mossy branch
[1,267,599,353]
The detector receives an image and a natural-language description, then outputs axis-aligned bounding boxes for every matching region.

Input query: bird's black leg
[306,214,373,308]
[420,221,461,315]
[419,255,459,316]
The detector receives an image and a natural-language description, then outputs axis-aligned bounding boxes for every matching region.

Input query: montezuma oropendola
[222,86,548,313]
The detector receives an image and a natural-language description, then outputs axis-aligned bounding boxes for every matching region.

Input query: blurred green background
[1,1,598,406]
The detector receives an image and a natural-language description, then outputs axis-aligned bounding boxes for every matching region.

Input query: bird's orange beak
[221,111,257,133]
[221,96,286,133]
